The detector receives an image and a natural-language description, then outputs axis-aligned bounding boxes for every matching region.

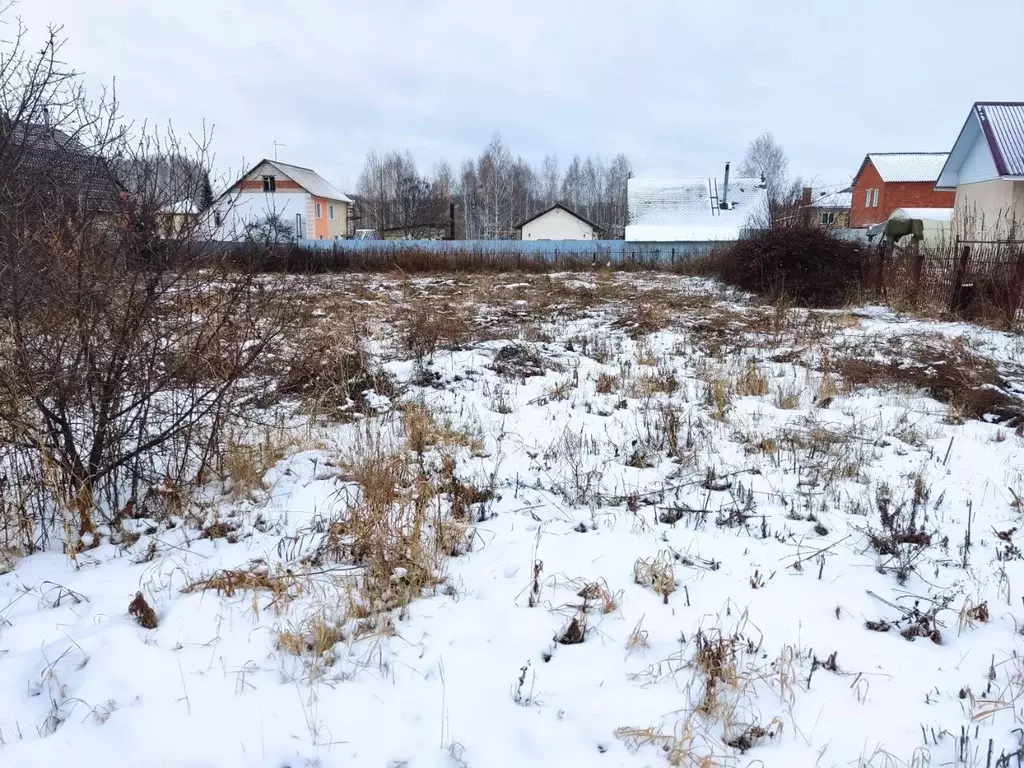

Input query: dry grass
[220,424,315,498]
[735,360,769,397]
[703,375,732,422]
[595,371,620,394]
[772,380,803,410]
[634,551,676,603]
[402,402,486,457]
[627,366,679,398]
[626,616,650,654]
[831,336,1023,425]
[275,611,346,668]
[182,566,302,613]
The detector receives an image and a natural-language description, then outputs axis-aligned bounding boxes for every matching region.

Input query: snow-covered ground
[4,273,1024,767]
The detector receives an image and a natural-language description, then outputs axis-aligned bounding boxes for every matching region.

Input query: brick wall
[851,160,955,227]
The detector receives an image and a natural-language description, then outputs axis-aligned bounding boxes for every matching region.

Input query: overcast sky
[13,0,1024,192]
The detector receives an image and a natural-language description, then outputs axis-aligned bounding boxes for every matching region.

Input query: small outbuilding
[516,203,601,241]
[888,207,954,249]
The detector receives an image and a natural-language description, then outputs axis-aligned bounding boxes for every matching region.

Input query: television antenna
[273,139,287,161]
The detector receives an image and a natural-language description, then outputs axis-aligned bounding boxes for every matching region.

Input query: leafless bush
[0,18,288,552]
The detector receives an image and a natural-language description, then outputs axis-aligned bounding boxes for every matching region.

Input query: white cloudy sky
[12,0,1024,191]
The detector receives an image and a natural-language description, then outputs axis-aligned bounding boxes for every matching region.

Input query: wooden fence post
[1006,248,1024,327]
[949,244,971,314]
[875,239,890,295]
[910,239,924,300]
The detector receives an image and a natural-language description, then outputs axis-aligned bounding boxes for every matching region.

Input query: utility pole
[273,140,286,161]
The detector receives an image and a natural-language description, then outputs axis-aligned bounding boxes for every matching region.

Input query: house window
[262,175,276,193]
[329,204,335,220]
[865,189,872,207]
[819,212,836,225]
[872,189,879,207]
[315,202,323,219]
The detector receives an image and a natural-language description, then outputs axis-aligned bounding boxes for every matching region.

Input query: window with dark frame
[819,212,836,225]
[262,175,276,193]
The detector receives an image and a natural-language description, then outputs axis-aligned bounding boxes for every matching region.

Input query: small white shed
[517,203,601,241]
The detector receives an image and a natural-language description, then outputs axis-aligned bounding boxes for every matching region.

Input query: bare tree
[541,154,559,208]
[739,132,790,205]
[0,16,287,550]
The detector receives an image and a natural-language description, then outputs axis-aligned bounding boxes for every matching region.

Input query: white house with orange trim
[210,159,352,241]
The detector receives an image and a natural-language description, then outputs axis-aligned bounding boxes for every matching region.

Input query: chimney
[720,162,731,209]
[801,187,812,206]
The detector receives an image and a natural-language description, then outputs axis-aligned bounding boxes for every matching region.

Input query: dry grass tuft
[736,360,769,397]
[595,371,620,394]
[634,551,676,603]
[772,380,802,410]
[577,579,621,614]
[626,616,650,654]
[703,376,732,422]
[275,612,345,666]
[182,565,302,613]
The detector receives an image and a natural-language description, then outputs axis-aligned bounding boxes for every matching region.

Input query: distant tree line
[354,133,632,239]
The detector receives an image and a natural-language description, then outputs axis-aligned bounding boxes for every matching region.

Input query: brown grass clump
[278,326,394,416]
[628,367,679,398]
[615,723,713,768]
[275,612,345,665]
[634,551,676,603]
[595,371,620,394]
[772,380,802,410]
[704,376,732,422]
[694,630,742,716]
[736,360,769,397]
[832,337,1023,426]
[128,592,158,629]
[577,579,620,614]
[626,617,650,654]
[958,599,991,633]
[614,304,673,339]
[182,566,302,613]
[402,403,486,457]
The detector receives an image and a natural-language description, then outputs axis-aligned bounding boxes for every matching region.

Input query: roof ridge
[867,151,949,156]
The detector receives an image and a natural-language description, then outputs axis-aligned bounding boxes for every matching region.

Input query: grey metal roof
[266,160,353,203]
[976,102,1024,177]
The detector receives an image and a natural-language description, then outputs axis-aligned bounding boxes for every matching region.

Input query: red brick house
[850,153,955,227]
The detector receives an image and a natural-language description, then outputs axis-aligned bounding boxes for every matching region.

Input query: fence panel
[884,238,1024,325]
[290,238,718,265]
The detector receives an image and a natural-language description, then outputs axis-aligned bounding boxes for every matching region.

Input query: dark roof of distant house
[1,121,123,212]
[514,202,602,231]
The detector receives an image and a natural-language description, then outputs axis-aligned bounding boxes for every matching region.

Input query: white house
[209,159,352,241]
[516,203,601,240]
[625,169,767,242]
[935,102,1024,240]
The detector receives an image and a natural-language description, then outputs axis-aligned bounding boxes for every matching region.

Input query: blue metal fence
[290,238,717,264]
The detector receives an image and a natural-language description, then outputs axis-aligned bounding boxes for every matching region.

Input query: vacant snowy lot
[3,271,1024,768]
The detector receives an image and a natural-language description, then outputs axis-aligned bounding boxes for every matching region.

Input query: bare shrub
[719,224,867,307]
[0,20,287,551]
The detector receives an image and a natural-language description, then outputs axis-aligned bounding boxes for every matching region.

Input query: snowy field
[3,271,1024,767]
